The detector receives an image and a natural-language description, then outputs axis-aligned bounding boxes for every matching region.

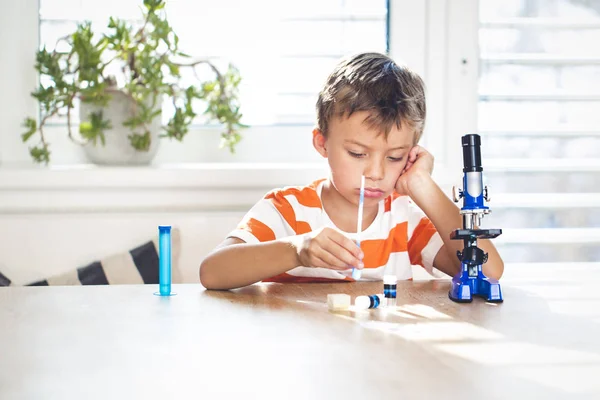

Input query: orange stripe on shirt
[267,182,324,209]
[289,180,325,208]
[237,218,276,242]
[360,221,408,268]
[407,217,437,267]
[265,191,312,235]
[384,191,402,212]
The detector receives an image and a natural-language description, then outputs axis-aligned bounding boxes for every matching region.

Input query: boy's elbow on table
[199,257,219,290]
[486,257,505,281]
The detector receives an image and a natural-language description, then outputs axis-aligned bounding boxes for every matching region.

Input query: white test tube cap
[383,274,397,285]
[355,295,371,310]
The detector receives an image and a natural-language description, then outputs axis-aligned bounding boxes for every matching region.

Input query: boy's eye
[348,151,366,158]
[388,156,404,162]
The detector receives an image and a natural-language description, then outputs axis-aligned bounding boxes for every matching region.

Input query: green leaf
[29,146,51,164]
[128,130,152,151]
[21,117,37,142]
[144,0,165,12]
[167,62,180,76]
[79,111,111,146]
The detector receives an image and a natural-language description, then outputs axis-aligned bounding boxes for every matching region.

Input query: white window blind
[39,0,388,127]
[478,0,600,263]
[478,0,600,166]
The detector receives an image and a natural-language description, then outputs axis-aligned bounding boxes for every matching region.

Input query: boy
[200,52,504,290]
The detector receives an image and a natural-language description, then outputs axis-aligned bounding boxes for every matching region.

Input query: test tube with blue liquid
[155,225,175,296]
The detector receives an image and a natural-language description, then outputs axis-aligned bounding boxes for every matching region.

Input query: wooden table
[1,264,600,399]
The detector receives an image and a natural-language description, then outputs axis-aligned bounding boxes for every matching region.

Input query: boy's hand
[395,145,434,196]
[295,227,364,270]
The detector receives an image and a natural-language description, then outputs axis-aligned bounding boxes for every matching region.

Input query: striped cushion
[0,228,181,286]
[0,271,10,287]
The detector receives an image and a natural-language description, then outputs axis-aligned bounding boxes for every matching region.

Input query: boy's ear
[312,129,328,158]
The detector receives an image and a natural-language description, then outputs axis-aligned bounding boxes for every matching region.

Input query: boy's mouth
[362,188,385,199]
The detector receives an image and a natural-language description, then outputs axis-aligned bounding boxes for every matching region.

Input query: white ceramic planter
[79,89,161,165]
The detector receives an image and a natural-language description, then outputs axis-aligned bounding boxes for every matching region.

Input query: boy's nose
[365,159,384,181]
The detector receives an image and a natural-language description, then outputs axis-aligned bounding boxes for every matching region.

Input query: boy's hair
[316,52,426,143]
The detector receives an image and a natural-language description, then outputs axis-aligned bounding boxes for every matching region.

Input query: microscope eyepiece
[462,134,483,172]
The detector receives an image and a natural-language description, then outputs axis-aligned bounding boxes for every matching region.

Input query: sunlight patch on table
[360,321,503,342]
[436,342,600,366]
[394,304,453,320]
[510,364,600,394]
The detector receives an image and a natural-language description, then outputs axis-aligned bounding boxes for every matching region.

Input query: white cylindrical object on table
[355,294,383,310]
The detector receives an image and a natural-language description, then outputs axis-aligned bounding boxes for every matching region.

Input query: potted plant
[22,0,245,165]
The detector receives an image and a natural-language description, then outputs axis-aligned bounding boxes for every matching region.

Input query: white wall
[0,0,39,166]
[0,165,330,284]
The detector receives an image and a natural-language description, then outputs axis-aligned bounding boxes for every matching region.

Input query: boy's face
[314,111,414,207]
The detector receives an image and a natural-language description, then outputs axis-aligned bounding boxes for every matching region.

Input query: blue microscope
[449,134,503,303]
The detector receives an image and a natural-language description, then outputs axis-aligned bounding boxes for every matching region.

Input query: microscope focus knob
[484,185,491,202]
[452,186,463,203]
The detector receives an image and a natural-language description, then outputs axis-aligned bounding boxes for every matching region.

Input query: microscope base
[449,272,503,303]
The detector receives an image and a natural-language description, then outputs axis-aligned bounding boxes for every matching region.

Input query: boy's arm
[200,187,364,290]
[199,191,305,290]
[200,228,364,290]
[408,174,504,279]
[199,237,301,290]
[396,146,504,280]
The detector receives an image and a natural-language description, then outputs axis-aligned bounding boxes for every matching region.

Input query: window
[39,0,388,127]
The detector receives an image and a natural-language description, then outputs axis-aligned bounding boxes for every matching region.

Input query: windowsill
[0,161,458,190]
[3,163,597,246]
[0,162,458,214]
[0,162,330,189]
[0,163,332,214]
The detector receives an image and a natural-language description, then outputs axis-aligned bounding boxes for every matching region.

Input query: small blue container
[156,225,174,296]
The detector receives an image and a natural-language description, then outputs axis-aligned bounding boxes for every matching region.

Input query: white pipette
[352,175,365,280]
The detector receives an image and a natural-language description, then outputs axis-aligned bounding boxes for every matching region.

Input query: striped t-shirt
[228,178,444,283]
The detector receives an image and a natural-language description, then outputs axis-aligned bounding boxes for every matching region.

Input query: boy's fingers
[310,237,360,270]
[306,250,330,269]
[328,239,363,269]
[328,230,364,259]
[407,147,416,161]
[309,254,330,269]
[313,249,349,270]
[409,146,423,163]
